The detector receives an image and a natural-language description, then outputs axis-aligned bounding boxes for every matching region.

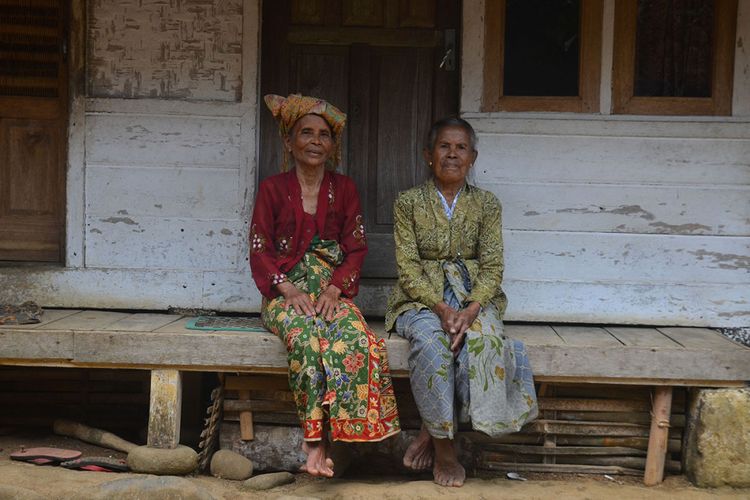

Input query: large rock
[210,449,253,480]
[241,471,295,491]
[127,445,198,475]
[92,476,215,500]
[685,388,750,487]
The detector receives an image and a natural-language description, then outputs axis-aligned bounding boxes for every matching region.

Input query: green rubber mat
[184,316,267,332]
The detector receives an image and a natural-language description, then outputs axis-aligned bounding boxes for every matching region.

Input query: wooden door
[260,0,460,278]
[0,0,67,262]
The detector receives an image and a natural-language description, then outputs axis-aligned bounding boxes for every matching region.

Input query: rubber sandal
[60,456,129,473]
[10,447,82,465]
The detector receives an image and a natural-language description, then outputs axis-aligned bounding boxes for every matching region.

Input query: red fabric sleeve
[330,177,368,298]
[249,179,288,298]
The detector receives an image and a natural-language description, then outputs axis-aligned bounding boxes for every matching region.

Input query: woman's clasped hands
[433,301,481,356]
[276,281,342,321]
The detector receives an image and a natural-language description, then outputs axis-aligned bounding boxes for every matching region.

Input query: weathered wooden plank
[85,216,242,271]
[526,344,750,382]
[506,324,564,345]
[103,313,184,332]
[36,310,130,331]
[357,280,750,327]
[86,114,241,168]
[0,268,205,312]
[505,231,749,285]
[0,329,74,359]
[552,326,622,347]
[0,309,80,329]
[485,181,750,236]
[62,328,750,382]
[86,166,241,219]
[147,369,182,449]
[474,131,750,186]
[657,327,744,350]
[605,327,682,348]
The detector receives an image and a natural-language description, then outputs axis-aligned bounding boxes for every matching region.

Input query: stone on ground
[241,471,295,491]
[127,445,198,475]
[210,449,253,480]
[92,476,215,500]
[685,388,750,487]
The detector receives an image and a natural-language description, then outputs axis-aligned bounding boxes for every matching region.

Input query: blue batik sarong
[395,260,538,439]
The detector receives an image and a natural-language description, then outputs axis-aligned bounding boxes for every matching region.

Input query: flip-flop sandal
[60,456,129,473]
[10,447,81,465]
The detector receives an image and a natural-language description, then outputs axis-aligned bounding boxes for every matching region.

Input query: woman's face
[284,114,334,170]
[425,126,477,187]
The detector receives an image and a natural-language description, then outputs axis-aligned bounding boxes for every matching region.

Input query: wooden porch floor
[1,309,749,386]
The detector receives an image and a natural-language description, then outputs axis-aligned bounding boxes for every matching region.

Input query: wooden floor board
[507,324,565,345]
[605,327,682,348]
[657,327,744,350]
[153,317,193,333]
[36,310,130,331]
[0,309,81,329]
[103,313,183,332]
[552,326,623,347]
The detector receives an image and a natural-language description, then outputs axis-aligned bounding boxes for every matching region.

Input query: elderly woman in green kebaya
[386,117,538,487]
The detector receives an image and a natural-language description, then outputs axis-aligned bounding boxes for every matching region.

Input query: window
[612,0,737,115]
[482,0,603,112]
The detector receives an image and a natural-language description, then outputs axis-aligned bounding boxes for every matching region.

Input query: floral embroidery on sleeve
[270,273,288,286]
[352,214,366,245]
[250,224,267,254]
[275,235,292,256]
[342,270,358,293]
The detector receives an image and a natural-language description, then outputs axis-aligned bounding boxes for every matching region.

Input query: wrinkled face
[425,126,478,186]
[284,114,334,170]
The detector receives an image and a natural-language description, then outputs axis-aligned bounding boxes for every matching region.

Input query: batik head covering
[264,93,347,171]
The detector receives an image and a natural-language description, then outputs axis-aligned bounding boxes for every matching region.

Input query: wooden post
[147,369,182,449]
[644,386,673,486]
[238,390,254,441]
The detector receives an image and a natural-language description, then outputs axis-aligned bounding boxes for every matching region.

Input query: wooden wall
[0,0,747,328]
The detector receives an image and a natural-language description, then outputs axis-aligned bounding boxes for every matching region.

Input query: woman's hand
[449,302,481,354]
[276,282,315,317]
[316,284,342,321]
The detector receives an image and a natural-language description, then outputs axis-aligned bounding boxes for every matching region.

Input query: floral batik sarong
[261,236,400,442]
[395,260,538,438]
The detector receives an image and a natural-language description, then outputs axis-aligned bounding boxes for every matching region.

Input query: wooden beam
[147,369,182,449]
[643,386,673,486]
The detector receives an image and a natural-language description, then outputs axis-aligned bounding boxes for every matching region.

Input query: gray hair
[424,116,478,152]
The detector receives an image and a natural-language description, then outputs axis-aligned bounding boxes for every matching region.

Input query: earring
[429,161,433,166]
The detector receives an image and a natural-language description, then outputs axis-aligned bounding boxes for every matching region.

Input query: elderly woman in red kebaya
[249,94,400,478]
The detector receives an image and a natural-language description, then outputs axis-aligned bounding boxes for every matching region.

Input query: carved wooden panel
[342,0,384,27]
[88,0,242,101]
[399,0,436,28]
[291,0,325,25]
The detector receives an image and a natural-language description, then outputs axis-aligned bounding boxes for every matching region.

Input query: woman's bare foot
[301,440,335,477]
[432,438,465,487]
[403,425,434,471]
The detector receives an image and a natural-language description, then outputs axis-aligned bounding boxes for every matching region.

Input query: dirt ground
[0,432,747,500]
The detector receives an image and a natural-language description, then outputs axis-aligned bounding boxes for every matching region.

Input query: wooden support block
[644,386,673,486]
[147,369,182,449]
[238,390,254,441]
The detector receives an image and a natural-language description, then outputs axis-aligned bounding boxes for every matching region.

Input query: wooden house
[0,0,747,327]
